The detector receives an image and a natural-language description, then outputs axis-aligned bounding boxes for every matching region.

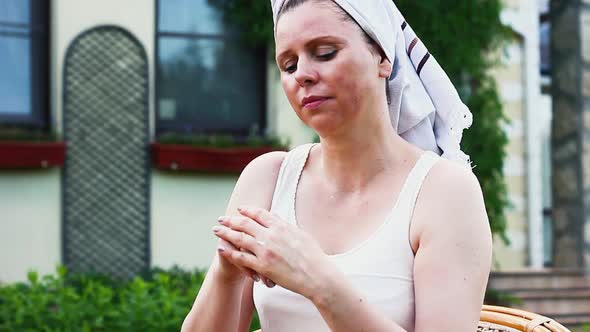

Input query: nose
[293,58,318,87]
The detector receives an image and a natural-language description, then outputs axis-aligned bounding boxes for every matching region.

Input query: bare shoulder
[426,158,483,201]
[411,157,490,249]
[240,151,288,185]
[226,151,288,213]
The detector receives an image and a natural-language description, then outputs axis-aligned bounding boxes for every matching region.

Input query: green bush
[157,132,288,149]
[0,267,260,332]
[484,288,522,307]
[0,125,60,142]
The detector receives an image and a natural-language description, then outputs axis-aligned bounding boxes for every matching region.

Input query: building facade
[490,0,553,270]
[0,0,550,282]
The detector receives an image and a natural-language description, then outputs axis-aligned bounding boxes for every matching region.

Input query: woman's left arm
[411,162,492,331]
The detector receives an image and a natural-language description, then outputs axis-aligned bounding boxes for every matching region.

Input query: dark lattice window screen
[63,26,150,279]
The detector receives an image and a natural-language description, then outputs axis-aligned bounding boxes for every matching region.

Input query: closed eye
[317,50,337,60]
[282,49,337,74]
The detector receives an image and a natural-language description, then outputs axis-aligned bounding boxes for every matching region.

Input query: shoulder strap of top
[270,144,315,222]
[391,151,441,245]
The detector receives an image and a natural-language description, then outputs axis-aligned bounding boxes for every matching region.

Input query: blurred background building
[490,0,552,270]
[0,0,555,278]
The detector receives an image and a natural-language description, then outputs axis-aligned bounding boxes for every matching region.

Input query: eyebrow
[276,35,346,63]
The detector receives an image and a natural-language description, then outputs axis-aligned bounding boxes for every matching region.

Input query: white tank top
[253,143,440,332]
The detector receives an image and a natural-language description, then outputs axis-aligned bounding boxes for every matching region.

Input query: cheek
[328,59,371,111]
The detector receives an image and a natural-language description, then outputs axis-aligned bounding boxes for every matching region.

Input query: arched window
[156,0,267,137]
[0,0,50,126]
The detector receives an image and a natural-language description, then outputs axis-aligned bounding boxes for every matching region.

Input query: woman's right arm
[181,151,287,332]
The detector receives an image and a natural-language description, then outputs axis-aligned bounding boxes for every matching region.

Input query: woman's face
[275,1,391,136]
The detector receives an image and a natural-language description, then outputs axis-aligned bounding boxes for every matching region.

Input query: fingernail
[253,274,260,282]
[217,247,225,253]
[212,226,222,233]
[268,280,276,287]
[217,216,226,223]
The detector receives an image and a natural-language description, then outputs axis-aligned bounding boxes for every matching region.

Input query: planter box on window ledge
[151,143,286,173]
[0,141,67,169]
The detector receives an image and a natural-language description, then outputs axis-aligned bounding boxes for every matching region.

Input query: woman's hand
[212,206,331,299]
[215,237,276,287]
[212,237,254,283]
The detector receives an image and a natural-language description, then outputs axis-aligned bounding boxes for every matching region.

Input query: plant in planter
[0,126,66,169]
[151,133,289,173]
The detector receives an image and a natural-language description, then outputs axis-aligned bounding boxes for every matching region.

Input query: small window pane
[158,0,226,35]
[0,0,30,24]
[540,22,551,75]
[157,37,263,132]
[0,36,31,114]
[539,0,550,75]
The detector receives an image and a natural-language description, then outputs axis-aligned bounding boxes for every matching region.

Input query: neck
[315,110,418,193]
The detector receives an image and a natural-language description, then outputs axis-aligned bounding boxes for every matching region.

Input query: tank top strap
[392,150,441,237]
[270,143,315,224]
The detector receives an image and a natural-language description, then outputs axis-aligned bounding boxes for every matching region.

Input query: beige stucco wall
[0,170,61,283]
[150,173,238,270]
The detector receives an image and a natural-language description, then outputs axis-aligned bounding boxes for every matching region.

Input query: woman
[182,0,492,331]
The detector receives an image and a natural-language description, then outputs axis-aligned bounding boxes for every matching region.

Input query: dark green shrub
[484,288,522,307]
[157,132,288,149]
[0,266,260,332]
[0,125,60,142]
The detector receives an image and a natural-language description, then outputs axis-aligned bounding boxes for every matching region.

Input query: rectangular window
[539,0,550,76]
[0,0,50,126]
[156,0,266,136]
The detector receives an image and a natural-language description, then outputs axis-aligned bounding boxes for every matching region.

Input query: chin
[306,115,347,137]
[306,105,361,132]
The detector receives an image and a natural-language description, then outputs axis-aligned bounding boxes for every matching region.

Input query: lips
[302,96,331,110]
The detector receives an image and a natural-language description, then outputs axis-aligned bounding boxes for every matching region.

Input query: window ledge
[0,141,66,169]
[151,143,286,173]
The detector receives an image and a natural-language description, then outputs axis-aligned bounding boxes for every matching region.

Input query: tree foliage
[209,0,511,242]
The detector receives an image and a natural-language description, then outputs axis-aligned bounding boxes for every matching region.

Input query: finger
[217,238,237,251]
[239,248,262,282]
[213,226,262,256]
[261,276,276,288]
[218,245,260,272]
[240,266,259,282]
[218,215,265,237]
[237,206,275,228]
[217,240,259,280]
